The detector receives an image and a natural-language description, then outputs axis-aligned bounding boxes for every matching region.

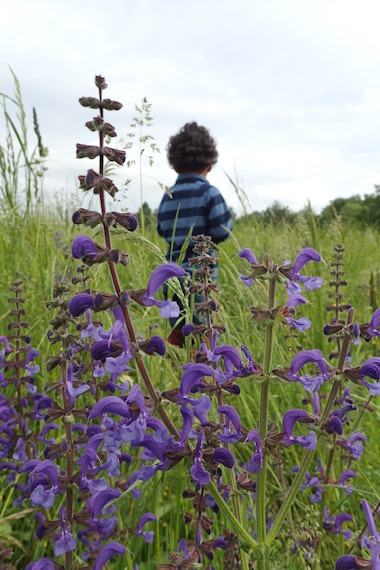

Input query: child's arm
[205,186,233,243]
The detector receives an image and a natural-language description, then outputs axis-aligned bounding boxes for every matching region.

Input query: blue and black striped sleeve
[205,186,233,243]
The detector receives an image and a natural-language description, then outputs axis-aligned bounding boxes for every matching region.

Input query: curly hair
[167,122,218,173]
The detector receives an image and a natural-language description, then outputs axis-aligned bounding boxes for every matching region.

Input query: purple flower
[335,556,364,570]
[361,499,380,570]
[178,405,194,445]
[139,263,187,318]
[88,488,121,519]
[282,409,317,450]
[338,470,356,495]
[68,293,94,316]
[135,512,156,543]
[191,430,210,486]
[324,507,354,540]
[93,542,126,570]
[359,357,380,395]
[287,349,330,392]
[179,364,215,396]
[54,507,77,556]
[90,396,130,419]
[238,248,260,286]
[339,432,366,460]
[91,340,120,362]
[143,335,166,356]
[366,308,380,337]
[217,405,243,444]
[211,448,235,468]
[286,316,312,332]
[244,429,263,473]
[71,235,97,260]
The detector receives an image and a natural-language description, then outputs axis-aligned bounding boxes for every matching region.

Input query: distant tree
[135,201,154,228]
[262,201,296,224]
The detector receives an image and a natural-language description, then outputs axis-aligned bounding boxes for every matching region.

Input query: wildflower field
[1,76,380,570]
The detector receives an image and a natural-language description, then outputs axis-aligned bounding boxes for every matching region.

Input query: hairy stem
[256,273,276,569]
[207,480,259,552]
[96,86,178,438]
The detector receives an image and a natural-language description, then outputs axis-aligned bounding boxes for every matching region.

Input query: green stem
[256,273,277,568]
[267,309,354,548]
[230,470,250,570]
[207,480,259,552]
[125,550,134,570]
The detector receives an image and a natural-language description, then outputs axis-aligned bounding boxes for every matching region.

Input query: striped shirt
[157,174,233,267]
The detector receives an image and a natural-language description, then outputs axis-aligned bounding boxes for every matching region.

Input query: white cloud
[1,0,380,215]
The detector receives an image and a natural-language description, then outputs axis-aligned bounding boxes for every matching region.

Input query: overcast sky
[2,0,380,215]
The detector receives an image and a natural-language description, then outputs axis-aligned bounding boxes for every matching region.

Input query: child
[157,122,233,347]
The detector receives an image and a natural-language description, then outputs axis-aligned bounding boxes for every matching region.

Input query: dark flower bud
[76,144,101,160]
[182,323,195,337]
[85,117,116,137]
[140,336,166,356]
[79,96,101,109]
[111,211,138,232]
[94,292,118,312]
[117,291,129,307]
[95,75,108,90]
[109,249,129,267]
[72,208,103,228]
[45,356,62,372]
[323,322,344,336]
[101,98,123,111]
[103,146,126,165]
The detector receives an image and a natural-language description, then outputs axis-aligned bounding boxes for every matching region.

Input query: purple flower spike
[135,512,157,543]
[71,235,97,259]
[93,542,126,570]
[140,263,187,318]
[68,293,94,316]
[212,448,235,468]
[90,396,130,419]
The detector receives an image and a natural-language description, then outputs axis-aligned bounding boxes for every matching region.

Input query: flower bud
[95,75,108,90]
[103,146,126,165]
[79,96,101,108]
[76,144,101,160]
[101,98,123,111]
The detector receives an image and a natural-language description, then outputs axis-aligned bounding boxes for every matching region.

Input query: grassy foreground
[0,202,379,568]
